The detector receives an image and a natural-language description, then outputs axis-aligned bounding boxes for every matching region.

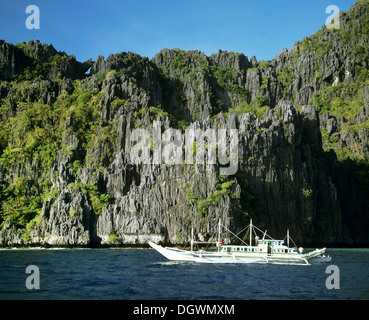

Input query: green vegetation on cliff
[0,0,369,246]
[0,75,114,229]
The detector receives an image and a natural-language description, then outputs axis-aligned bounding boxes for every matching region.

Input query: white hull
[149,241,326,265]
[314,256,332,262]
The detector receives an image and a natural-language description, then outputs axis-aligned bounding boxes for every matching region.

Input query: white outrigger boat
[149,219,328,265]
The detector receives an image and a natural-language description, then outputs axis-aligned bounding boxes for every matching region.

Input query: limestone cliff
[1,0,369,247]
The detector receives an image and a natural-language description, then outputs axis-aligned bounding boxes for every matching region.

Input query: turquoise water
[0,248,368,300]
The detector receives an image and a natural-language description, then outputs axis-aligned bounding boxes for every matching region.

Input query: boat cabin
[219,239,298,255]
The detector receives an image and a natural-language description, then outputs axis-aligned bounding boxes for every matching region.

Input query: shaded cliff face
[1,0,369,247]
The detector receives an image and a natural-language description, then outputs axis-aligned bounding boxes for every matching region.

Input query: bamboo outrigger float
[149,219,328,265]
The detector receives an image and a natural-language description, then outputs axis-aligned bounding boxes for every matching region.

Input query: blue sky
[0,0,357,63]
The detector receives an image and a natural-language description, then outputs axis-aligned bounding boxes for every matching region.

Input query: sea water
[0,248,368,300]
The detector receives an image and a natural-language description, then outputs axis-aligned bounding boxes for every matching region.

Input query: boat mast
[250,219,252,247]
[218,218,221,244]
[262,229,267,240]
[287,229,289,248]
[191,224,194,251]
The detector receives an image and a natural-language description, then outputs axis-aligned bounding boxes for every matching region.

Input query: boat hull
[148,242,326,265]
[313,256,332,262]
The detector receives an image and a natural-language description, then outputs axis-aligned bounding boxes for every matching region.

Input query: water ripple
[0,248,368,299]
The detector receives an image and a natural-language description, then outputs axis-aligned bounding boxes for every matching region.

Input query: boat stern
[304,248,326,261]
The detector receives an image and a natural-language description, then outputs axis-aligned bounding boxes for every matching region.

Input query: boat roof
[222,239,284,246]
